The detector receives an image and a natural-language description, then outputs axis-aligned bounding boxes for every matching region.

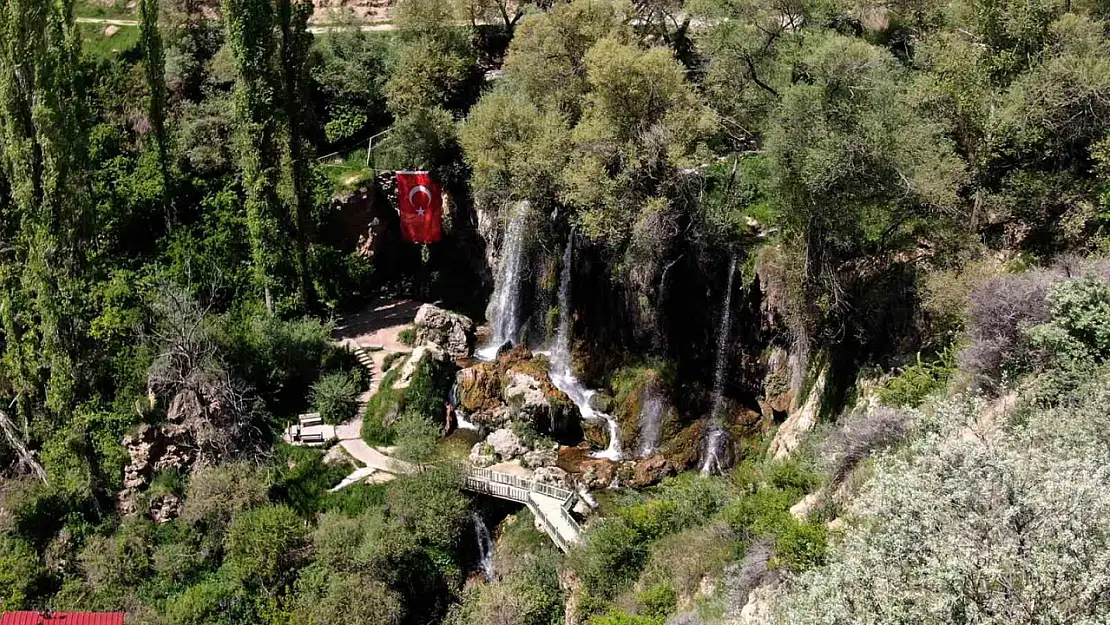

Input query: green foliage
[0,536,46,610]
[182,462,271,530]
[586,610,661,625]
[773,521,827,572]
[363,355,452,445]
[225,504,308,588]
[398,327,417,345]
[312,371,361,424]
[392,409,442,463]
[878,347,957,408]
[215,308,332,414]
[636,583,677,621]
[269,444,350,516]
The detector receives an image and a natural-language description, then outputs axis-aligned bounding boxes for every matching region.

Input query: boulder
[503,370,575,435]
[522,445,559,469]
[487,428,525,460]
[456,364,501,412]
[393,342,447,390]
[627,454,678,488]
[149,493,183,524]
[414,304,476,359]
[532,466,570,486]
[578,458,620,490]
[468,442,497,467]
[588,392,614,414]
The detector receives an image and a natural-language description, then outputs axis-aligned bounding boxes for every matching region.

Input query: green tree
[225,504,308,592]
[140,0,174,230]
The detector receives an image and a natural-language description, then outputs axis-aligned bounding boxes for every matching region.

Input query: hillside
[0,0,1109,623]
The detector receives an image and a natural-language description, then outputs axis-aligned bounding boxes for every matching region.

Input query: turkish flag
[395,171,443,243]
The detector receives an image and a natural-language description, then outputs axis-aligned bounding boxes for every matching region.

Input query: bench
[299,413,323,427]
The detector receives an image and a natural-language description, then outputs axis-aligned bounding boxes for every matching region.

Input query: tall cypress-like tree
[139,0,174,230]
[277,0,317,311]
[0,0,88,419]
[223,0,286,312]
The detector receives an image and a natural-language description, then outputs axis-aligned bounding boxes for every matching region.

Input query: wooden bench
[301,432,326,444]
[299,413,323,427]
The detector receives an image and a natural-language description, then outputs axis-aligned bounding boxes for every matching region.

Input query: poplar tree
[0,0,88,419]
[139,0,174,230]
[223,0,286,312]
[277,0,317,311]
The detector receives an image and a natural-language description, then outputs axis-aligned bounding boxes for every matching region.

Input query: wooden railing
[465,467,576,505]
[462,466,583,551]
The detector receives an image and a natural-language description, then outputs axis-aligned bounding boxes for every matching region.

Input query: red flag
[395,171,443,243]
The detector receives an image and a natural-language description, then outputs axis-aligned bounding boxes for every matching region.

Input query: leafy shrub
[637,583,677,621]
[959,269,1059,387]
[0,536,46,610]
[772,521,827,572]
[225,504,308,587]
[268,445,349,516]
[392,409,442,463]
[878,347,956,408]
[586,610,660,625]
[312,371,361,424]
[398,327,417,346]
[182,462,270,530]
[382,351,405,371]
[570,518,648,601]
[215,309,332,413]
[777,384,1110,623]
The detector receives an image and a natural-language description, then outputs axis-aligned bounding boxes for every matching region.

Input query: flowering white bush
[777,378,1110,625]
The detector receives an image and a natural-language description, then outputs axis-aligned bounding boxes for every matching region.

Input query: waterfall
[477,202,530,361]
[637,392,665,457]
[701,255,738,476]
[472,512,495,581]
[450,380,478,431]
[544,236,622,461]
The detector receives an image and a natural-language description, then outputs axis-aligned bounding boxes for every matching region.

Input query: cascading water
[450,380,478,431]
[477,202,530,361]
[545,236,622,461]
[701,255,738,476]
[637,392,665,457]
[472,512,495,581]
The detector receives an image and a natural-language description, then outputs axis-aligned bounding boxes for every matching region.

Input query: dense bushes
[312,371,361,424]
[778,375,1110,624]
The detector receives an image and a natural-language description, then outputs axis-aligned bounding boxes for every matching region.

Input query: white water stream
[476,202,530,361]
[472,512,495,581]
[701,256,738,476]
[450,380,479,431]
[545,236,622,461]
[637,392,665,457]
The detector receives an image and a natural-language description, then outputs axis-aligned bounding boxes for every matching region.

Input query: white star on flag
[416,208,426,216]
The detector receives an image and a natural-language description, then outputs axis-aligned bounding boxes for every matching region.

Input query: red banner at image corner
[395,171,444,244]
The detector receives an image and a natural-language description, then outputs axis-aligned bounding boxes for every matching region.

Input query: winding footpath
[324,299,583,550]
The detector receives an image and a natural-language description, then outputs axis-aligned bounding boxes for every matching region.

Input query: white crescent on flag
[408,185,432,209]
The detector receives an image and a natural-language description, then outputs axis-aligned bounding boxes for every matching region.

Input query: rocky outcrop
[469,441,497,467]
[414,304,476,359]
[487,428,526,460]
[522,445,559,468]
[118,423,196,518]
[768,367,828,461]
[455,347,576,437]
[394,343,448,390]
[149,493,183,524]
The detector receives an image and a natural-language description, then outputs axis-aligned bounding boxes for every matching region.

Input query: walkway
[463,467,583,551]
[326,299,421,489]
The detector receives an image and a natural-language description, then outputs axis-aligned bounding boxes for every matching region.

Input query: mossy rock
[659,421,703,470]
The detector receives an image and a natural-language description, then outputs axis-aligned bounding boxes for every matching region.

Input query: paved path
[328,298,422,488]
